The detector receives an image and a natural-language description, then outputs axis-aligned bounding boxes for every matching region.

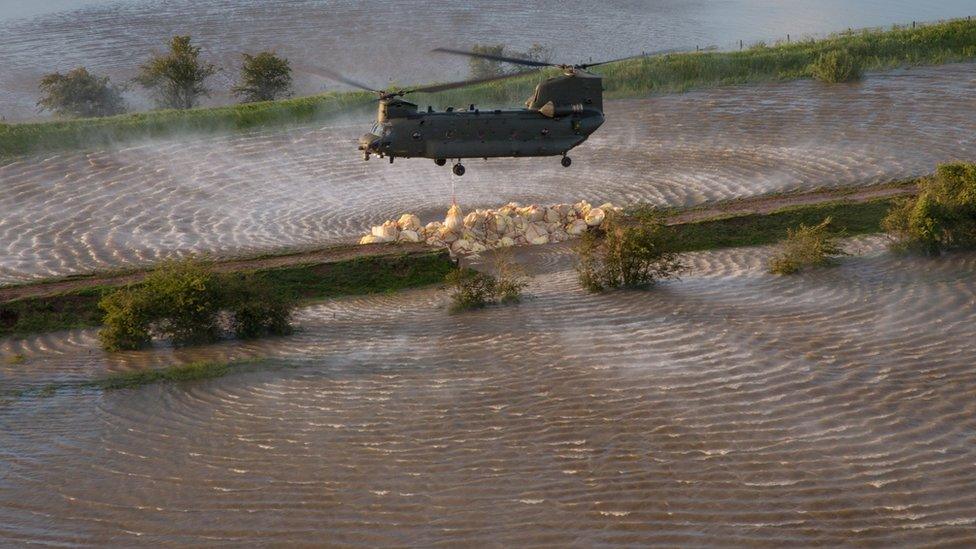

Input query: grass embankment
[2,18,974,161]
[2,360,265,401]
[0,251,453,339]
[667,198,895,252]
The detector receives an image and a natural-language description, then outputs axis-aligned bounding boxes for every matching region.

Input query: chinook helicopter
[315,48,640,176]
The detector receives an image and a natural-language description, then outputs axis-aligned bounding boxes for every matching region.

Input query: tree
[37,67,126,118]
[135,35,217,110]
[468,44,508,79]
[232,51,294,103]
[522,43,553,65]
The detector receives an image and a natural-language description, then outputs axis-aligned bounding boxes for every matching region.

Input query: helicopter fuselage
[358,70,606,173]
[360,106,605,160]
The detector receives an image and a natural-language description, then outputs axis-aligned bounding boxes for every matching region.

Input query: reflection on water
[2,238,975,545]
[2,64,974,285]
[1,0,974,118]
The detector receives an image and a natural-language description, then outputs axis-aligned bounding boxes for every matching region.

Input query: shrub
[98,287,153,351]
[140,260,223,346]
[768,217,849,275]
[37,67,126,118]
[232,51,294,103]
[446,251,529,311]
[98,260,296,351]
[222,274,295,339]
[882,163,976,255]
[446,269,497,312]
[136,35,217,109]
[810,49,862,83]
[490,249,529,303]
[575,212,683,292]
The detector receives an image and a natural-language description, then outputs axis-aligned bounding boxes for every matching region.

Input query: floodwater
[1,0,975,119]
[2,64,975,285]
[2,237,975,545]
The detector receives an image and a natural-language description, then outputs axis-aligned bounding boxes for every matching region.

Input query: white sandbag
[359,235,385,245]
[371,220,399,241]
[585,208,606,227]
[397,213,422,231]
[544,207,562,224]
[444,203,464,232]
[438,226,459,243]
[522,205,545,222]
[525,222,550,245]
[499,236,516,247]
[451,239,473,254]
[566,219,589,236]
[469,241,488,253]
[399,230,421,243]
[575,200,592,216]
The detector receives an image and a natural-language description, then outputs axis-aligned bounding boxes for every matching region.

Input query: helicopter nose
[358,133,380,151]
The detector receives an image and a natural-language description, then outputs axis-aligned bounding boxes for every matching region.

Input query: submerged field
[3,6,976,544]
[1,18,975,159]
[3,238,975,545]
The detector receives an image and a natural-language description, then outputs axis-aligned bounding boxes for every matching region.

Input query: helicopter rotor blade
[431,47,555,68]
[578,47,687,68]
[401,69,542,95]
[293,64,381,93]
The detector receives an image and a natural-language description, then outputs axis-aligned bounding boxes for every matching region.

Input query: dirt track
[0,182,915,304]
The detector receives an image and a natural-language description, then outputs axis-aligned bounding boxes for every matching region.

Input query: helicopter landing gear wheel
[452,163,466,177]
[561,156,572,168]
[435,158,447,166]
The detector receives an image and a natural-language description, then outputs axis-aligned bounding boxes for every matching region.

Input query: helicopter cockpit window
[371,122,388,136]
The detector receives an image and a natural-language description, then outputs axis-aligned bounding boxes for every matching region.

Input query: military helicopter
[315,48,640,176]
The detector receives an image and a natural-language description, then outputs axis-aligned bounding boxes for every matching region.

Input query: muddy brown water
[2,64,975,286]
[1,237,975,545]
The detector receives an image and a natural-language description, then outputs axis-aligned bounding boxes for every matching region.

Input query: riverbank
[0,246,453,339]
[1,18,973,161]
[0,180,916,340]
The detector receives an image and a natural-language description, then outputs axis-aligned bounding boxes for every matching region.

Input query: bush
[810,49,862,83]
[446,269,497,312]
[575,212,683,292]
[98,260,296,351]
[140,260,223,346]
[768,217,849,275]
[490,249,529,303]
[98,287,153,352]
[446,251,528,311]
[222,274,294,339]
[232,51,294,103]
[37,67,126,118]
[882,163,976,255]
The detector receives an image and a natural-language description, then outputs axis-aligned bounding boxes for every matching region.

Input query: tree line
[37,35,294,118]
[35,38,553,119]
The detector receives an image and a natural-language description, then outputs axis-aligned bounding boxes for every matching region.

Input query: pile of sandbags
[359,201,620,255]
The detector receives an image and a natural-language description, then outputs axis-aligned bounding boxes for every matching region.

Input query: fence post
[787,34,790,43]
[739,39,743,50]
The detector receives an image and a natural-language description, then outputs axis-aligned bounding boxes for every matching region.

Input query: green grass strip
[1,360,268,402]
[0,250,454,339]
[669,198,895,252]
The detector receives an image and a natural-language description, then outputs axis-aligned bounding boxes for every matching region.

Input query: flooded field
[1,0,975,119]
[2,237,975,545]
[2,63,975,285]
